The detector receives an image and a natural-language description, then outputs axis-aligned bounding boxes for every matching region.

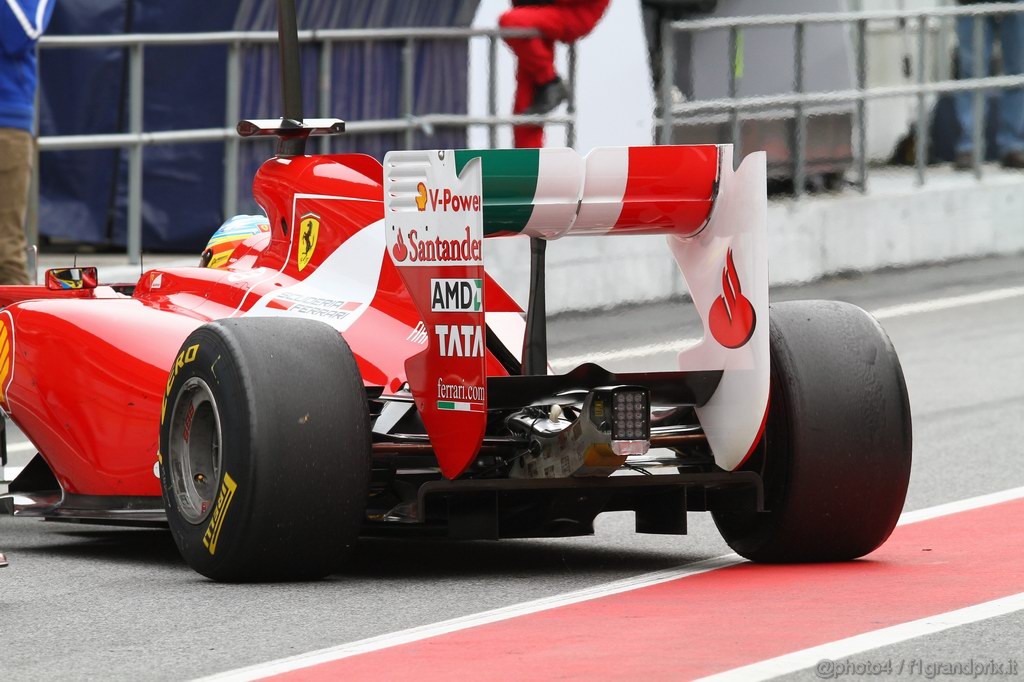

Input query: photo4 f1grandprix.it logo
[708,248,756,349]
[431,278,482,313]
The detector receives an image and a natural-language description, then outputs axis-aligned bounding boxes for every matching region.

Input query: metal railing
[659,3,1024,196]
[34,27,577,264]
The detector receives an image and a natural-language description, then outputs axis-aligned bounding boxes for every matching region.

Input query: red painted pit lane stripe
[202,488,1024,682]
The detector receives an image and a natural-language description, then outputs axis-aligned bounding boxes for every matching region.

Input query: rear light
[612,388,650,441]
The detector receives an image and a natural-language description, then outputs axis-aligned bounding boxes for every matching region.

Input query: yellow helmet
[199,215,271,268]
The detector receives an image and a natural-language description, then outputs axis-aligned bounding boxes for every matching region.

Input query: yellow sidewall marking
[203,472,238,555]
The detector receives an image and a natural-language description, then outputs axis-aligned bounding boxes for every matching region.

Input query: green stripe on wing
[455,149,539,236]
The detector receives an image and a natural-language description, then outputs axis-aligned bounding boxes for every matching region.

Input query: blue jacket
[1,0,55,132]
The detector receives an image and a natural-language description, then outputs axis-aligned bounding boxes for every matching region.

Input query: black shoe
[953,150,974,171]
[522,77,568,116]
[1001,150,1024,169]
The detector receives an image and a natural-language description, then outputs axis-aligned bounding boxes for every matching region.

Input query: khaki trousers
[0,128,32,285]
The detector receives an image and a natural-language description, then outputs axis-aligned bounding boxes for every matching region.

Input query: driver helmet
[200,214,271,268]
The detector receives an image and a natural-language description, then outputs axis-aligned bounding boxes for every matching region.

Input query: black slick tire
[159,317,371,581]
[713,300,912,562]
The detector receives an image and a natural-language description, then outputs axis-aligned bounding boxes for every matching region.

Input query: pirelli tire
[159,317,371,582]
[713,300,913,562]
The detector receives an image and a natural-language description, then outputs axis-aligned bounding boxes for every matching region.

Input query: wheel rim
[167,377,223,525]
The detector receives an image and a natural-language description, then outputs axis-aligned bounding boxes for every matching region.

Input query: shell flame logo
[708,249,756,349]
[392,229,409,262]
[415,182,428,211]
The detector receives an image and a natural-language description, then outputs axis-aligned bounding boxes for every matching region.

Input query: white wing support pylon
[670,147,769,471]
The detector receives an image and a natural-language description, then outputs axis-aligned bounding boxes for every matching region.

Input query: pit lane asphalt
[2,254,1022,681]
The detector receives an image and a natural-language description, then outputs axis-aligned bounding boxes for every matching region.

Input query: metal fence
[660,2,1024,197]
[33,27,577,264]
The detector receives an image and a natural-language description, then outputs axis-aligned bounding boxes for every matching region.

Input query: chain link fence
[659,2,1024,196]
[32,27,576,263]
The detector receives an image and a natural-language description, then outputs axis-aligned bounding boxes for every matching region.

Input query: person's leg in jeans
[996,3,1024,161]
[954,14,995,155]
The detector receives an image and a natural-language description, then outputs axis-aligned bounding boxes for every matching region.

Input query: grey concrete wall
[484,168,1024,313]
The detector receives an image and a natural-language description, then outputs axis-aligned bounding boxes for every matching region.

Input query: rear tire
[713,300,912,562]
[159,317,371,581]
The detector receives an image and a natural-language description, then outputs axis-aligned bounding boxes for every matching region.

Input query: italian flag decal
[453,145,719,239]
[437,401,485,413]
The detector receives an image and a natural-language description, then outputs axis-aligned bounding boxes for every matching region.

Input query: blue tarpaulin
[38,0,479,251]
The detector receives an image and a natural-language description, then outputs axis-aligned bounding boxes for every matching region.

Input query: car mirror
[45,267,98,291]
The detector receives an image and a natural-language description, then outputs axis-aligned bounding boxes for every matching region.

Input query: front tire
[159,318,371,581]
[713,300,912,562]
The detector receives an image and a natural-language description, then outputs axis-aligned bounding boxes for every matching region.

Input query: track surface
[2,254,1023,681]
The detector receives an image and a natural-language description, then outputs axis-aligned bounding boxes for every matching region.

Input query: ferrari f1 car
[0,2,911,582]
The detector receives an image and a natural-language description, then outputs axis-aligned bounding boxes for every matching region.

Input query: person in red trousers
[499,0,610,148]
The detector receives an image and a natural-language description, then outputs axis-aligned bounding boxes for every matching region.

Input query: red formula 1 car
[0,4,911,582]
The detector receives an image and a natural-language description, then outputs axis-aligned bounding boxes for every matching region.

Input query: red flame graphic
[392,229,409,263]
[708,248,756,349]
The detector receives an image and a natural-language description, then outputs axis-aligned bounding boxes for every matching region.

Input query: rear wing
[384,145,768,478]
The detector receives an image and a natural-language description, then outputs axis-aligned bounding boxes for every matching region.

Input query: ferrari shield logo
[298,213,320,271]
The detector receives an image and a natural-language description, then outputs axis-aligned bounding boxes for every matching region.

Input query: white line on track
[898,485,1024,526]
[549,285,1024,370]
[198,486,1024,682]
[551,337,701,369]
[695,594,1024,682]
[1,442,35,483]
[196,555,746,682]
[1,466,23,482]
[870,285,1024,321]
[5,441,37,455]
